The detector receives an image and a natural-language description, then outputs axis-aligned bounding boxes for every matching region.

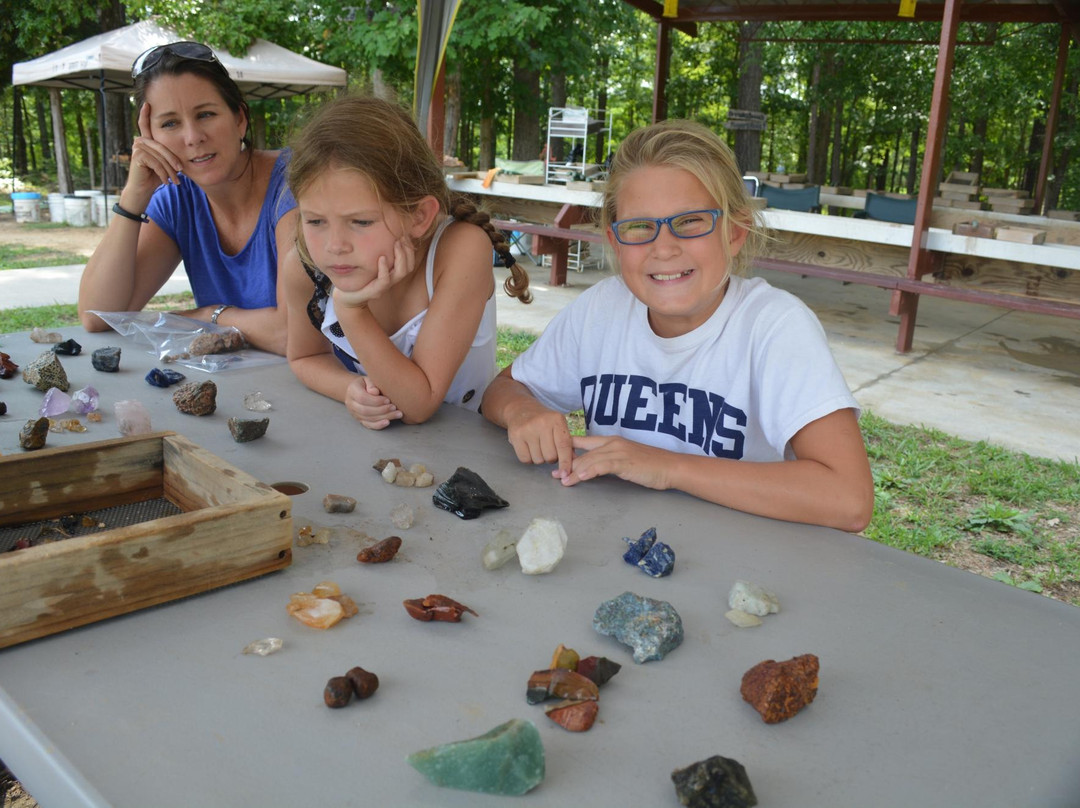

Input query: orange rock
[526,669,599,704]
[740,653,819,724]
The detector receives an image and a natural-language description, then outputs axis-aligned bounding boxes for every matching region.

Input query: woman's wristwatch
[211,304,232,324]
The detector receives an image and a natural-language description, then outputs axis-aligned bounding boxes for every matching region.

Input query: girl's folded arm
[340,223,494,423]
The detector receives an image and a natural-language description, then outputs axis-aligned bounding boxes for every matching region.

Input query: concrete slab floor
[495,262,1080,464]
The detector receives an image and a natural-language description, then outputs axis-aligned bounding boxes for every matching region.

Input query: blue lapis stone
[638,541,675,577]
[145,368,186,388]
[622,527,657,565]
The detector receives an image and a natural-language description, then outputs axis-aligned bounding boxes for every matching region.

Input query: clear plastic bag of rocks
[88,311,285,372]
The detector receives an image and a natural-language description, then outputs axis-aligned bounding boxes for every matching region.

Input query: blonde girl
[284,95,531,428]
[482,119,873,531]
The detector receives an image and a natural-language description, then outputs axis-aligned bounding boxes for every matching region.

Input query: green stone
[407,718,545,796]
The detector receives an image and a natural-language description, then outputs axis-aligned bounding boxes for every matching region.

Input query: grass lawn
[0,240,88,270]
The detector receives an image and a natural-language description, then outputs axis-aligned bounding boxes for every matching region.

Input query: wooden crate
[953,221,996,238]
[494,174,545,185]
[0,432,293,649]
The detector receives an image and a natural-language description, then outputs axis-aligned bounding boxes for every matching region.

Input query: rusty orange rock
[357,536,402,563]
[544,699,599,732]
[740,653,819,724]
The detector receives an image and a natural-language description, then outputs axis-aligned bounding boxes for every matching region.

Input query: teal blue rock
[593,591,684,663]
[407,718,545,795]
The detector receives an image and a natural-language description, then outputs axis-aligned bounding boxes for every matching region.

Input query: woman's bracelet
[111,202,149,224]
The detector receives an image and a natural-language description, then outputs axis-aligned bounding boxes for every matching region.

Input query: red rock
[544,699,599,732]
[740,653,819,724]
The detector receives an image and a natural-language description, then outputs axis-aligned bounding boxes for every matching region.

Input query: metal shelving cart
[545,106,611,185]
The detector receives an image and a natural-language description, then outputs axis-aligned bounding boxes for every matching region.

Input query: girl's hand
[504,402,576,480]
[345,375,403,430]
[332,235,415,310]
[125,103,184,205]
[561,435,671,490]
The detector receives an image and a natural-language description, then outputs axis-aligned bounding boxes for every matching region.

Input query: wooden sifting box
[0,432,292,649]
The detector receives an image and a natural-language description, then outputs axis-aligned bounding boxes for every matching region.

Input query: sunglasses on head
[132,41,222,79]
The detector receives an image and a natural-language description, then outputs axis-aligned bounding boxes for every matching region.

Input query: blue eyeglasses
[611,209,723,245]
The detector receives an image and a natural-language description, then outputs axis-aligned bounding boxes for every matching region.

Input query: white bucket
[47,192,66,223]
[93,193,122,226]
[12,192,41,223]
[64,195,93,227]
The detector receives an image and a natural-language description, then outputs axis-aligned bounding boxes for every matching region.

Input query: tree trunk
[1046,73,1078,211]
[594,56,609,164]
[734,22,763,173]
[36,92,52,163]
[50,89,73,194]
[13,87,28,175]
[479,116,495,170]
[104,92,129,190]
[444,67,461,161]
[830,97,843,185]
[549,73,566,161]
[251,108,267,150]
[1022,116,1045,193]
[907,125,920,194]
[371,68,393,101]
[24,103,38,173]
[511,64,541,161]
[806,61,821,184]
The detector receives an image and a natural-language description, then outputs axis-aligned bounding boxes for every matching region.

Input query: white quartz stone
[724,609,763,628]
[482,530,518,570]
[728,580,780,616]
[516,517,568,575]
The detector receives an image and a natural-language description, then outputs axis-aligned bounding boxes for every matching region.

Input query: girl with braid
[283,95,531,428]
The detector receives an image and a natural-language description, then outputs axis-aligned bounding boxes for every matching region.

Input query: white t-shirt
[511,274,858,461]
[320,217,497,411]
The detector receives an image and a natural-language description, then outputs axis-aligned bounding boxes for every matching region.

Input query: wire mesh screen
[0,498,183,553]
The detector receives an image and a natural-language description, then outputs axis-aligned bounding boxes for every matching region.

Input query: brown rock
[0,352,19,379]
[740,653,819,724]
[19,417,50,451]
[324,676,353,708]
[346,667,379,699]
[323,493,357,513]
[526,669,599,704]
[172,381,217,416]
[357,536,402,563]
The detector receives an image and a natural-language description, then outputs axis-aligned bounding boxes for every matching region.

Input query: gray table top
[1,328,1078,808]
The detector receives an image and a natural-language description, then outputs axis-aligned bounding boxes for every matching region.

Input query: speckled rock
[228,416,269,442]
[593,591,684,664]
[91,346,121,372]
[671,755,757,808]
[22,351,69,392]
[19,417,50,450]
[173,381,217,416]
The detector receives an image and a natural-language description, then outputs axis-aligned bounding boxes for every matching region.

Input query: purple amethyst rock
[71,386,99,414]
[40,387,72,417]
[622,527,657,565]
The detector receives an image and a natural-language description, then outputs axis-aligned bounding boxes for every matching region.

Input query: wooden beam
[1034,26,1070,214]
[653,20,672,124]
[897,0,962,354]
[621,0,697,35]
[672,2,1062,24]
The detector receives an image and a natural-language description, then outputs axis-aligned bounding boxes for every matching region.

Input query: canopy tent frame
[12,19,347,204]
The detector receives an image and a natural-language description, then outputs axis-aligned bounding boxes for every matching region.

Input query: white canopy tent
[12,19,348,99]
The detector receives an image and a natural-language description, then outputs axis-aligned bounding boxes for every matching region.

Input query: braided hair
[449,197,532,303]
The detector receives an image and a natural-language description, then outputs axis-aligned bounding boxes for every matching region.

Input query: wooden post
[652,20,671,124]
[1033,26,1070,215]
[895,0,962,354]
[427,62,446,160]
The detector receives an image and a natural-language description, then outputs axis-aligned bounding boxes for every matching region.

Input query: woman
[78,41,297,354]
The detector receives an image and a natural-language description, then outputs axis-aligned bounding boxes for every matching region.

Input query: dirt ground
[0,217,105,257]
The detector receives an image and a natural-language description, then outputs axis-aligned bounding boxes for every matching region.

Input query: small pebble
[30,327,62,344]
[390,503,415,529]
[380,462,399,484]
[227,417,269,442]
[19,417,50,450]
[393,470,416,487]
[91,346,121,373]
[346,667,379,699]
[324,676,353,708]
[71,386,99,414]
[357,536,402,563]
[728,580,780,617]
[415,471,434,487]
[725,609,763,628]
[173,380,217,416]
[323,494,357,514]
[53,338,81,356]
[243,391,272,411]
[517,517,568,575]
[242,637,283,656]
[638,541,675,577]
[114,399,152,436]
[482,530,517,570]
[145,368,186,388]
